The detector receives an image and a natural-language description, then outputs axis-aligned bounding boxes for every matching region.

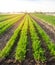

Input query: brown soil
[0,15,25,50]
[30,15,55,43]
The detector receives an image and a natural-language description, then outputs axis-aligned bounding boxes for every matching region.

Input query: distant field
[0,13,55,65]
[32,13,55,26]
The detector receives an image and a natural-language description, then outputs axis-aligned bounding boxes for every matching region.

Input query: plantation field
[0,13,55,65]
[32,13,55,26]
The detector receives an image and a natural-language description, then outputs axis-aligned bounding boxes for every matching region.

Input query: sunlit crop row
[0,16,25,60]
[32,18,55,56]
[0,14,24,35]
[15,15,28,61]
[29,16,46,62]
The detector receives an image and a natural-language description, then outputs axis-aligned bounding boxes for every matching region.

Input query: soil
[0,15,25,50]
[30,15,55,43]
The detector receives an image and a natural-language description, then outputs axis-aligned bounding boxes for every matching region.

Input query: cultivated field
[0,13,55,65]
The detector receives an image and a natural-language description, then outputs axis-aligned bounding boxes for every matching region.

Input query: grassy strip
[0,15,24,35]
[29,16,46,62]
[32,18,55,56]
[0,16,25,60]
[15,15,28,61]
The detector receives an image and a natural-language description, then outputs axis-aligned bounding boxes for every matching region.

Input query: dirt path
[22,21,36,65]
[0,15,25,50]
[30,15,55,43]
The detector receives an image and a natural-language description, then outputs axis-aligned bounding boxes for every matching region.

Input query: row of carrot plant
[0,14,24,28]
[29,16,46,62]
[0,14,24,35]
[0,14,16,22]
[33,13,55,26]
[0,14,55,63]
[0,15,26,60]
[31,18,55,56]
[15,15,28,61]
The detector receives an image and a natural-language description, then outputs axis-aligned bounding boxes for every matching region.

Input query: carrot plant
[0,14,24,29]
[15,15,28,61]
[0,15,13,22]
[32,18,55,56]
[0,16,25,60]
[33,13,55,26]
[0,14,24,35]
[29,16,46,62]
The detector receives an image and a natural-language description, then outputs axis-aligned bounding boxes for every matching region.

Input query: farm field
[0,13,55,65]
[32,13,55,26]
[0,14,20,22]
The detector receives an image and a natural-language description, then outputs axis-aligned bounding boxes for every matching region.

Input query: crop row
[0,14,55,63]
[0,14,24,35]
[0,14,24,28]
[0,15,26,60]
[33,13,55,26]
[29,16,46,62]
[0,14,16,22]
[31,18,55,56]
[15,15,28,61]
